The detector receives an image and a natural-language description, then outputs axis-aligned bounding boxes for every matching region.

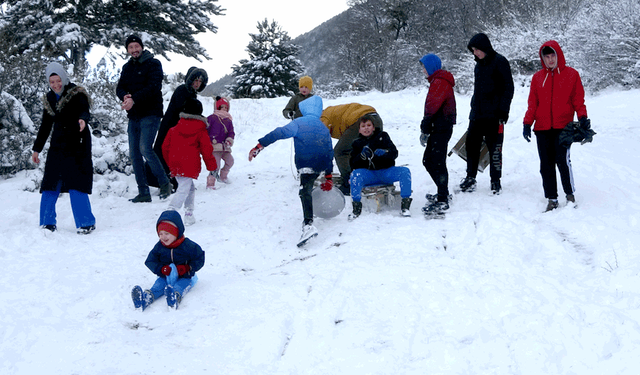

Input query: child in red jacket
[162,98,217,225]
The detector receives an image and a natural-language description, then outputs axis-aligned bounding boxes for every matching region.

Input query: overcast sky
[106,0,350,81]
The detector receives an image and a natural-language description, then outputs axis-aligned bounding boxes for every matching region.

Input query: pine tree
[229,19,305,98]
[0,0,225,76]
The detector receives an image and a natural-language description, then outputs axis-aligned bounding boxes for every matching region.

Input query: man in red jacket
[523,40,590,211]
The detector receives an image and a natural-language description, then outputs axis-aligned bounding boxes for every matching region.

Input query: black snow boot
[348,201,362,220]
[401,197,412,217]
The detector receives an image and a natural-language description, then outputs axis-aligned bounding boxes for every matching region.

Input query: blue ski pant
[149,275,197,300]
[40,181,95,228]
[350,167,412,202]
[128,115,169,195]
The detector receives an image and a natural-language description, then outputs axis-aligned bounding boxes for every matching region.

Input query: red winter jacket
[162,113,217,179]
[523,40,587,131]
[422,69,456,133]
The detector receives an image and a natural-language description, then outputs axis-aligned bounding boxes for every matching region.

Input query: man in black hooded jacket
[460,33,514,195]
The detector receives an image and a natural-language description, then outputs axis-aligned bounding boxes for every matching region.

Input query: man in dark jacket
[460,33,514,194]
[116,34,172,203]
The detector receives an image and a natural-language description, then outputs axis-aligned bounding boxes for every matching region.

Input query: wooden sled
[361,184,401,213]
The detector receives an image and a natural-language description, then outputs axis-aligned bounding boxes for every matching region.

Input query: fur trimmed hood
[43,84,92,117]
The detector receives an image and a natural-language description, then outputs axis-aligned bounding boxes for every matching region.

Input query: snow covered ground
[1,84,639,374]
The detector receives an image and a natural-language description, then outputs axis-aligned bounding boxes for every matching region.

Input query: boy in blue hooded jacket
[131,210,205,310]
[248,95,334,247]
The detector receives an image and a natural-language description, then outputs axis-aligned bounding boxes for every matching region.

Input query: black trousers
[535,129,574,199]
[299,172,320,225]
[422,127,453,202]
[466,118,503,181]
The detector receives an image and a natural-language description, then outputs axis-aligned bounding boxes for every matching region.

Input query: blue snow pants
[350,166,412,202]
[40,181,95,228]
[149,275,198,300]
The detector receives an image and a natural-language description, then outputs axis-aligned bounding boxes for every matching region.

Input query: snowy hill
[1,86,639,374]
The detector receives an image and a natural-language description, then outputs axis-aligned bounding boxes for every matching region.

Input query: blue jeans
[40,181,95,228]
[350,167,412,202]
[149,276,197,300]
[128,116,168,194]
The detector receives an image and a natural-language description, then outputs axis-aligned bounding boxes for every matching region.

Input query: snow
[2,85,640,374]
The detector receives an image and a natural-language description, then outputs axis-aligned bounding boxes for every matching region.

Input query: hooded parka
[523,40,587,131]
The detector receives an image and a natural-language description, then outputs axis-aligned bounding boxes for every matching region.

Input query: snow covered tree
[229,19,305,98]
[0,0,225,76]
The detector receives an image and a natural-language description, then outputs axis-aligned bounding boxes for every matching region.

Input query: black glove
[579,116,591,130]
[420,133,430,147]
[497,110,509,124]
[420,117,433,135]
[523,124,532,142]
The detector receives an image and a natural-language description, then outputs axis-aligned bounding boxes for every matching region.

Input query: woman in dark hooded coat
[151,67,208,189]
[31,62,96,234]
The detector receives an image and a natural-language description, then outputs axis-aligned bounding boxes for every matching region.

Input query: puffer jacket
[207,111,235,152]
[422,69,457,133]
[259,95,333,175]
[320,103,378,139]
[162,113,217,179]
[523,40,587,131]
[350,129,398,171]
[145,210,205,279]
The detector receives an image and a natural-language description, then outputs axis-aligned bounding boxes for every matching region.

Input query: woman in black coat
[151,67,208,188]
[31,62,96,234]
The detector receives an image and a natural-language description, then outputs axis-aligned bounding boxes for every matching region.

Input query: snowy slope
[1,86,639,375]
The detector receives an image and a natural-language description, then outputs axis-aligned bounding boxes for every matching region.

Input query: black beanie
[183,99,203,116]
[125,35,144,49]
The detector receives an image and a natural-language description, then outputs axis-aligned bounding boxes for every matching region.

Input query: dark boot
[159,183,173,200]
[459,176,477,192]
[348,201,362,220]
[545,199,559,212]
[401,197,412,217]
[129,193,152,203]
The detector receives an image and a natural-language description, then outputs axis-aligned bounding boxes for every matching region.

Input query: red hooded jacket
[422,69,456,133]
[524,40,587,131]
[162,113,217,179]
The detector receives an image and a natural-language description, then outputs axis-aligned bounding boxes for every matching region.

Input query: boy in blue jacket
[131,210,205,310]
[248,95,334,247]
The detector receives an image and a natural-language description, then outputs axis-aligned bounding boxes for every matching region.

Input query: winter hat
[157,220,179,238]
[125,34,144,49]
[420,54,442,77]
[182,98,203,116]
[541,46,556,56]
[45,62,70,87]
[299,76,313,90]
[216,96,230,110]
